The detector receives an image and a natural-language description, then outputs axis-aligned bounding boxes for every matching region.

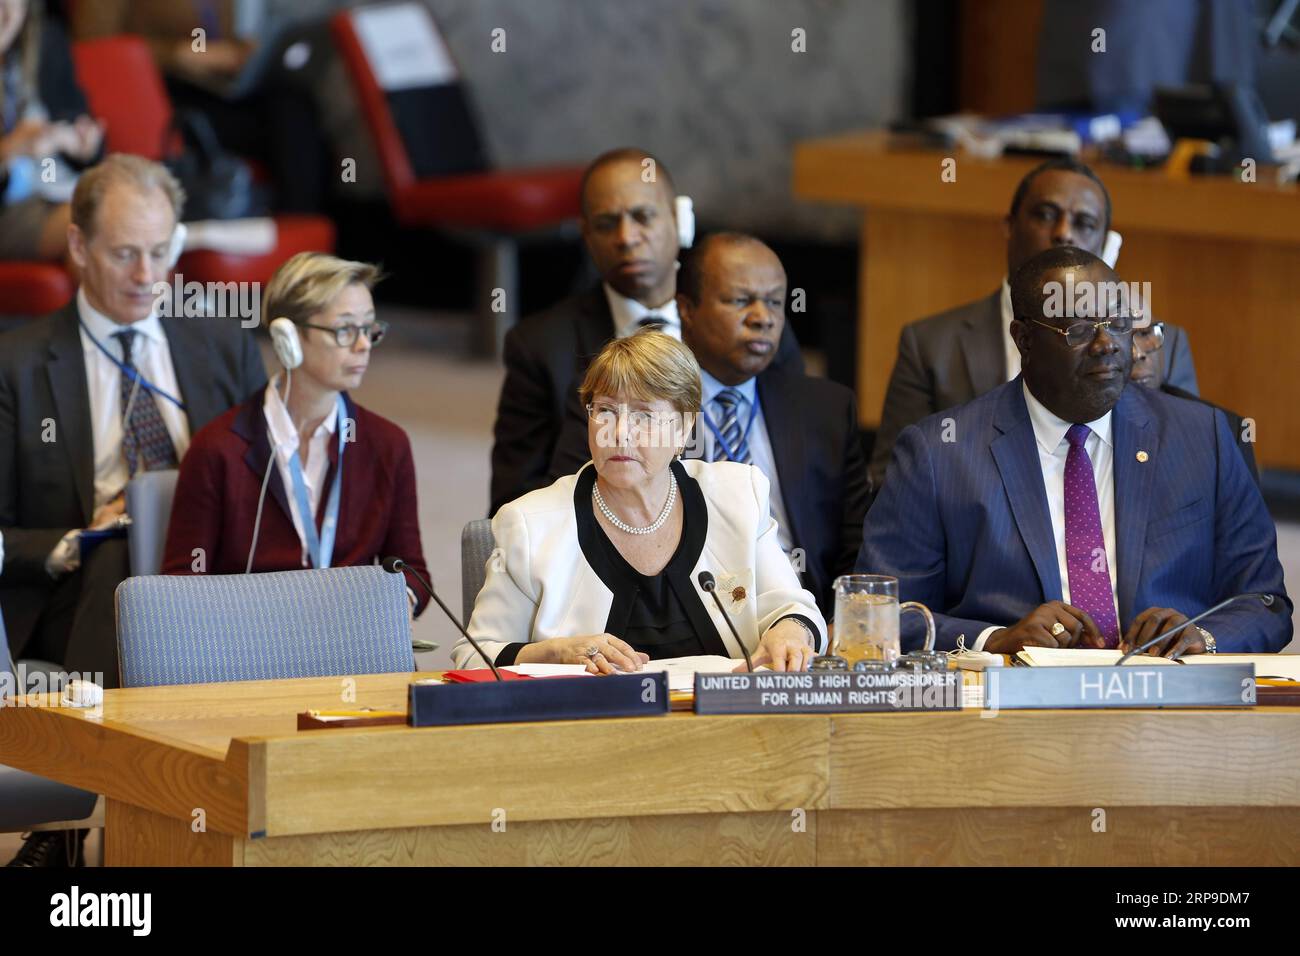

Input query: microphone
[383,556,502,681]
[1115,592,1282,664]
[698,570,754,673]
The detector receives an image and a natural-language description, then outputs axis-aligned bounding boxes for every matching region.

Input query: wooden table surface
[792,130,1300,468]
[3,672,1299,865]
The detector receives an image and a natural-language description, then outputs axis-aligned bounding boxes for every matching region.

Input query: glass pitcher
[832,574,935,665]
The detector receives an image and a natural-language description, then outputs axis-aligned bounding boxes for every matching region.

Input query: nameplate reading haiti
[984,664,1255,711]
[693,670,961,714]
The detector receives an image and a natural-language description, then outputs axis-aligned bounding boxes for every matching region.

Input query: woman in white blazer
[457,331,827,674]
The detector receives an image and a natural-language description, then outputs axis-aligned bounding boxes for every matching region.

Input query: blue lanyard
[80,320,187,411]
[699,389,761,462]
[287,394,347,569]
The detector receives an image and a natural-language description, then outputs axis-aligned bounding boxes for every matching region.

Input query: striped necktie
[712,388,751,464]
[114,329,179,477]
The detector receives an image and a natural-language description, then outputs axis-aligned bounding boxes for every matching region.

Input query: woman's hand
[520,634,649,675]
[752,619,816,672]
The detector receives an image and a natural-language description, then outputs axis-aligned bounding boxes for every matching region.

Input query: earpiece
[1102,229,1122,269]
[167,222,188,269]
[675,195,695,248]
[269,317,303,370]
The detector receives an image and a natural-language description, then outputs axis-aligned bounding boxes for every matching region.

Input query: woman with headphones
[161,252,430,615]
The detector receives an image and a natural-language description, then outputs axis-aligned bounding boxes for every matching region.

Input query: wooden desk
[792,131,1300,469]
[2,673,1299,865]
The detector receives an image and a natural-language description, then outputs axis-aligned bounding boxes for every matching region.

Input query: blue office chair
[1,615,99,844]
[115,565,416,687]
[460,519,496,627]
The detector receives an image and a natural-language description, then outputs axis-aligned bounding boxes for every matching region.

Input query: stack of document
[1015,646,1300,680]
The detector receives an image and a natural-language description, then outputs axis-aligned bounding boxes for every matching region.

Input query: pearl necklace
[593,474,677,535]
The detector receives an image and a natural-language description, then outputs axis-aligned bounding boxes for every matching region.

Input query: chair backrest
[331,1,487,198]
[115,565,415,687]
[125,469,180,577]
[71,36,174,160]
[460,519,496,627]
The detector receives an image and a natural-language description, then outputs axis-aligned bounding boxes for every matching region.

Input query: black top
[575,460,726,660]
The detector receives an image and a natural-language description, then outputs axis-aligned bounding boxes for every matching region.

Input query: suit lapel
[161,317,217,433]
[989,383,1061,601]
[232,388,294,528]
[44,306,95,523]
[959,290,1007,398]
[574,287,614,361]
[1111,387,1156,628]
[755,372,805,546]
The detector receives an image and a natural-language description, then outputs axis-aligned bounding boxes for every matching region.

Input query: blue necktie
[115,329,178,477]
[713,388,751,464]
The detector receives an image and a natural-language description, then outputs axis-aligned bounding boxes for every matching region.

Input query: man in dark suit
[869,157,1199,491]
[678,233,869,617]
[0,155,266,685]
[1129,319,1259,482]
[489,147,800,516]
[859,247,1290,656]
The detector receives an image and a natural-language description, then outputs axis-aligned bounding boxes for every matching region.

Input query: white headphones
[675,195,695,248]
[269,317,303,370]
[167,222,188,269]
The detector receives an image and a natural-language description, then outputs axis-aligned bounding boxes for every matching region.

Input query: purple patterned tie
[115,329,179,476]
[1064,424,1120,647]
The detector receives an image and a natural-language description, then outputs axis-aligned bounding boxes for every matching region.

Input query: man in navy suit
[678,233,870,616]
[858,246,1290,656]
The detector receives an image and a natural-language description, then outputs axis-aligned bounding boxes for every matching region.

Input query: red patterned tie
[114,329,178,476]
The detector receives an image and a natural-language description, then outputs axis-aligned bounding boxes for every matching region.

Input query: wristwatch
[1196,626,1217,654]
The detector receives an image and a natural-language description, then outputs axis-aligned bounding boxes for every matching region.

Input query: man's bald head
[579,148,676,216]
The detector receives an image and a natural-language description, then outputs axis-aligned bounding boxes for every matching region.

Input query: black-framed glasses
[1029,315,1134,348]
[301,320,389,347]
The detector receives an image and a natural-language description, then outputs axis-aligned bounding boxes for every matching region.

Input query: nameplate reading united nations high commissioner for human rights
[692,669,962,714]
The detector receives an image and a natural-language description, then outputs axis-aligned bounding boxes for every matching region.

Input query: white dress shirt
[78,289,189,510]
[999,278,1021,382]
[263,376,338,568]
[973,383,1119,650]
[603,283,682,340]
[697,369,794,553]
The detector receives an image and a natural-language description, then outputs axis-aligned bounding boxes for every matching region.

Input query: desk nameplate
[985,665,1256,710]
[409,672,669,726]
[693,670,962,714]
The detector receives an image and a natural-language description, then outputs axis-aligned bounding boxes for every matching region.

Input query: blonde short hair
[579,329,702,412]
[71,154,186,238]
[262,252,383,328]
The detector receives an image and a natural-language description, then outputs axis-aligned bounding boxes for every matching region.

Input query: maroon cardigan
[161,387,430,615]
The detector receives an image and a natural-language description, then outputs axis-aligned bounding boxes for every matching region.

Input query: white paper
[352,4,457,91]
[501,663,592,678]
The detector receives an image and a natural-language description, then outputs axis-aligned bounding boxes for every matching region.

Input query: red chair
[70,35,335,289]
[0,262,75,317]
[331,2,584,353]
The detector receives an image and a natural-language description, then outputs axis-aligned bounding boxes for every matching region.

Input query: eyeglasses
[585,402,678,429]
[1132,320,1165,354]
[300,320,389,347]
[1028,315,1135,348]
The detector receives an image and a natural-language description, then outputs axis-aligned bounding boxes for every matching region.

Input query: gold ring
[1050,622,1066,637]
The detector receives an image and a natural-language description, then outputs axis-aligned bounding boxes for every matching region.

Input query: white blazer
[456,459,827,668]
